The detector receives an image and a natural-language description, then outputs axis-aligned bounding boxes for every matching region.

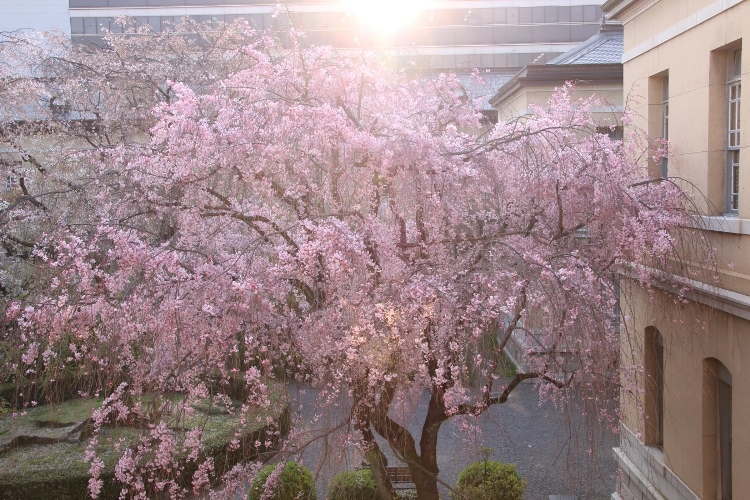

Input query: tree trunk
[364,444,397,500]
[411,464,441,500]
[410,391,445,500]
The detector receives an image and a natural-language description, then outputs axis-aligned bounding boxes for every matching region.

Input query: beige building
[489,20,624,130]
[489,21,624,374]
[602,0,749,499]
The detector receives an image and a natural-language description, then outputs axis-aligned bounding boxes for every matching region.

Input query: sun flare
[342,0,433,35]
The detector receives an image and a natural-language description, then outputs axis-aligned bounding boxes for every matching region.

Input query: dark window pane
[519,8,532,24]
[584,6,601,22]
[507,7,519,25]
[571,6,584,22]
[480,8,493,25]
[147,16,160,32]
[532,7,544,24]
[494,8,506,24]
[545,7,558,23]
[109,17,123,33]
[558,6,571,23]
[83,18,97,34]
[96,17,110,34]
[160,16,176,31]
[70,17,84,34]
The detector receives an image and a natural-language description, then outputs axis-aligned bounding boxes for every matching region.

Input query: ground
[289,382,617,499]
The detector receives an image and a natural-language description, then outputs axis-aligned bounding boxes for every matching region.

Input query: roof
[547,21,623,65]
[489,20,624,108]
[456,71,517,110]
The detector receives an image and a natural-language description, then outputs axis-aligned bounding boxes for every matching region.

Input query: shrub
[453,460,526,500]
[396,490,418,500]
[328,469,378,500]
[248,461,316,500]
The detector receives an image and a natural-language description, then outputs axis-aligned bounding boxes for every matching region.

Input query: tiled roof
[547,22,623,65]
[456,71,517,110]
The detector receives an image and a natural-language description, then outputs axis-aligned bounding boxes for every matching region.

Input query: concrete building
[65,0,604,72]
[602,0,749,499]
[0,1,604,73]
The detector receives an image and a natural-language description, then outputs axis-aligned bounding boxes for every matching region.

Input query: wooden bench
[385,466,415,490]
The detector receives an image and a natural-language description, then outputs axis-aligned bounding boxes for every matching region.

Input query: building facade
[1,1,604,73]
[602,1,749,499]
[489,19,623,124]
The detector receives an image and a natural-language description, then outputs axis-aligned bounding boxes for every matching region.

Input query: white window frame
[727,49,741,213]
[661,77,669,178]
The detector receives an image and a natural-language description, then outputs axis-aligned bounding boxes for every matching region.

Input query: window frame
[726,48,741,213]
[661,75,669,179]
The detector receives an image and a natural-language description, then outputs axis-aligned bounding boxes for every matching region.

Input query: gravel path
[285,382,616,500]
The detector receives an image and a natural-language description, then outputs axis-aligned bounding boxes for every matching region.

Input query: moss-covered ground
[0,382,289,499]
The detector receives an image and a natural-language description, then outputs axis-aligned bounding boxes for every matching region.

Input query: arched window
[644,327,664,447]
[703,358,732,500]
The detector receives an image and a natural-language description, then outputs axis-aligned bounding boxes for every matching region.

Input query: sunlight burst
[342,0,433,35]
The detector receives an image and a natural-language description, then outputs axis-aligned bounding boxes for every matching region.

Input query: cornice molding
[602,0,659,23]
[604,0,745,62]
[489,64,623,107]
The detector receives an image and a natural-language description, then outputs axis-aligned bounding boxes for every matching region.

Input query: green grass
[0,381,289,499]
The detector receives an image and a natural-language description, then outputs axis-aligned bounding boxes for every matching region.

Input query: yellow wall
[621,280,750,498]
[495,82,623,128]
[615,1,750,497]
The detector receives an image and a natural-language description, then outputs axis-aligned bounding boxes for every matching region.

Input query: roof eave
[602,0,650,20]
[489,64,623,108]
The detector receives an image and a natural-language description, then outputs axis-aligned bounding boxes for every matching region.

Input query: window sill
[695,215,750,235]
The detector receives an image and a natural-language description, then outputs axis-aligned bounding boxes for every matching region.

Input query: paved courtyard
[288,382,617,499]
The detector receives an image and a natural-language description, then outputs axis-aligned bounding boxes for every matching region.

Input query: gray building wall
[67,0,604,71]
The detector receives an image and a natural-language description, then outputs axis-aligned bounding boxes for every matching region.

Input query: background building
[602,0,749,499]
[490,19,623,124]
[1,1,603,73]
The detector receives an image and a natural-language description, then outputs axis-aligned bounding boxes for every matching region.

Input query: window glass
[727,48,742,212]
[571,6,584,22]
[70,18,84,34]
[494,8,506,25]
[661,76,669,179]
[480,8,494,25]
[506,8,519,25]
[544,7,558,23]
[532,7,544,24]
[96,18,110,34]
[558,6,571,23]
[584,6,600,22]
[83,18,97,35]
[519,8,532,24]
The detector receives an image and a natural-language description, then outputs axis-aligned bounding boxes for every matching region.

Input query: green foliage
[498,352,517,378]
[454,460,526,500]
[0,397,9,418]
[327,469,378,500]
[395,490,418,499]
[248,461,316,500]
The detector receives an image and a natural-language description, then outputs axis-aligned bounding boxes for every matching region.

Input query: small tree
[454,460,526,500]
[329,469,379,500]
[248,462,316,500]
